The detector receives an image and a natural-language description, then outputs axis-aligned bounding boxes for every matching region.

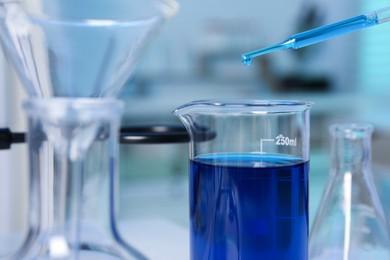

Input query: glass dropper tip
[241,55,252,65]
[241,42,287,65]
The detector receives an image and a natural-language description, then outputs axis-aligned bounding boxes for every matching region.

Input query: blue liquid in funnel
[189,154,308,259]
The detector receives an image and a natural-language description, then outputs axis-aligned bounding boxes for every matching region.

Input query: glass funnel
[174,99,313,260]
[0,0,179,97]
[7,98,144,259]
[309,123,390,259]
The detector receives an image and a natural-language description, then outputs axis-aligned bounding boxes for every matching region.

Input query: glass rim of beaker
[174,99,314,114]
[329,123,374,137]
[23,98,124,118]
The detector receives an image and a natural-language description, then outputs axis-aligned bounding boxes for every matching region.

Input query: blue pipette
[242,6,390,65]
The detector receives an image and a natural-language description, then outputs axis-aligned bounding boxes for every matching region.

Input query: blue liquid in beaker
[190,154,308,259]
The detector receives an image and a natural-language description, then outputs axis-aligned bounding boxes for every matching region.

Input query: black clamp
[0,128,25,149]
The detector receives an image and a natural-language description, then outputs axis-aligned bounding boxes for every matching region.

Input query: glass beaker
[174,99,313,260]
[309,123,390,259]
[9,98,144,259]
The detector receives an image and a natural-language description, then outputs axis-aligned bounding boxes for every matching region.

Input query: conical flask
[309,123,390,259]
[0,0,178,97]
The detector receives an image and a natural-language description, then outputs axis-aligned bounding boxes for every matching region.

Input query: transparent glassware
[309,123,390,260]
[0,0,178,258]
[6,98,145,259]
[0,0,178,97]
[174,99,313,259]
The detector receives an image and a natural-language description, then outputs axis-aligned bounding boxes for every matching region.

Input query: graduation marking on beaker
[259,138,275,154]
[275,134,297,146]
[260,135,297,153]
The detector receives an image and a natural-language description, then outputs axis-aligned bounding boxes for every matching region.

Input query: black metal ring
[120,125,189,144]
[0,125,190,149]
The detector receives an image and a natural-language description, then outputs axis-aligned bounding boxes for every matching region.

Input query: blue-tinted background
[0,0,389,259]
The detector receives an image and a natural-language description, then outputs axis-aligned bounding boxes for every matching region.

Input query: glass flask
[174,99,313,260]
[7,98,145,259]
[309,123,390,260]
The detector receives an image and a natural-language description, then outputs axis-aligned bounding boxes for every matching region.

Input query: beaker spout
[174,104,216,144]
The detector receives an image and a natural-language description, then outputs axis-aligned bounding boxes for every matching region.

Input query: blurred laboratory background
[1,0,390,258]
